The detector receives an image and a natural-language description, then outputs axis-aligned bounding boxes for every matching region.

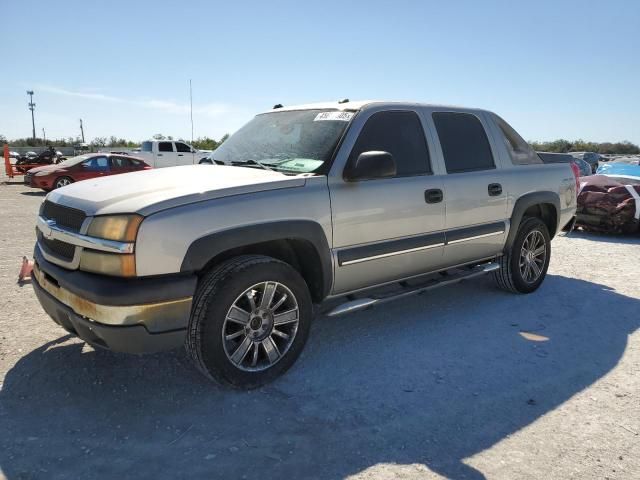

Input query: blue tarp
[596,162,640,178]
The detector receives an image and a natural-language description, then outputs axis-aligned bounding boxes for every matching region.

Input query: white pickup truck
[136,140,207,168]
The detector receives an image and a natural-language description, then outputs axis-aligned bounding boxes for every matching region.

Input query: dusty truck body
[31,101,577,387]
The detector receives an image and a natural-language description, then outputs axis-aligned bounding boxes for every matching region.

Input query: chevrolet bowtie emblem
[44,219,56,239]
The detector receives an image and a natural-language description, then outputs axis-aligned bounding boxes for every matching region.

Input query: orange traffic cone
[18,256,34,283]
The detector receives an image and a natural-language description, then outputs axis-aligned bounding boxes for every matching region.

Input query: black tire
[199,159,213,165]
[186,255,313,388]
[54,176,73,189]
[493,217,551,294]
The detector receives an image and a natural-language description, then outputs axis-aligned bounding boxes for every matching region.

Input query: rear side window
[141,141,153,152]
[432,112,495,173]
[175,142,192,153]
[159,142,174,152]
[111,157,133,168]
[349,111,431,176]
[493,114,542,165]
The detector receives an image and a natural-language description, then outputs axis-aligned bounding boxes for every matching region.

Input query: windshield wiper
[230,159,274,171]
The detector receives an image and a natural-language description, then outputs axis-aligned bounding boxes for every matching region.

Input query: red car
[25,153,152,191]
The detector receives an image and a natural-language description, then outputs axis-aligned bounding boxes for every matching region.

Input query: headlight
[35,171,50,176]
[87,215,143,242]
[79,250,136,277]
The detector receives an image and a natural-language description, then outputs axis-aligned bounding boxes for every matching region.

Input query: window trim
[345,109,433,180]
[432,111,496,174]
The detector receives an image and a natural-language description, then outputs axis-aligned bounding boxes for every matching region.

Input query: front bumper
[32,250,197,353]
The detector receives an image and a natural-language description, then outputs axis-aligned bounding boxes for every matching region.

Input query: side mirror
[345,151,396,181]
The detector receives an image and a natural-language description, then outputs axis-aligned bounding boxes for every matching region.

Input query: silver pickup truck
[31,100,577,387]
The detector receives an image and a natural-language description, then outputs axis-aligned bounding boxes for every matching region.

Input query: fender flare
[180,220,333,298]
[505,191,560,252]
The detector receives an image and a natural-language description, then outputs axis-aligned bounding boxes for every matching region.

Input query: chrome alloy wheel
[222,281,300,372]
[519,230,547,283]
[56,178,71,187]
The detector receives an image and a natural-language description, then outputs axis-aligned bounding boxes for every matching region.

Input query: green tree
[91,137,107,148]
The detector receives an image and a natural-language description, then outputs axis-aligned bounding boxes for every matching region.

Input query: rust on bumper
[32,263,192,333]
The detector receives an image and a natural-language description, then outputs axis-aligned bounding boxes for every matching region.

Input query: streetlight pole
[27,90,36,141]
[42,128,46,143]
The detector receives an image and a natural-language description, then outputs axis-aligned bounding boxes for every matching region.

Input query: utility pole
[42,128,46,143]
[27,90,36,141]
[79,119,85,143]
[189,79,194,146]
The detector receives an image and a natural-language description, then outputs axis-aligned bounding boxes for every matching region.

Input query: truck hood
[47,165,307,216]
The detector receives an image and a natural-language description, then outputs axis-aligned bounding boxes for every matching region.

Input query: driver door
[77,155,110,180]
[329,109,446,294]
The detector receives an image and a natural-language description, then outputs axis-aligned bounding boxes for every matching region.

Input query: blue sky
[2,0,639,144]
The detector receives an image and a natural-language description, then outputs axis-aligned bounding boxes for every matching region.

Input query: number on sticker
[314,112,354,122]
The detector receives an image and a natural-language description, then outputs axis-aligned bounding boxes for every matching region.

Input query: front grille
[42,200,86,232]
[37,231,76,261]
[24,173,33,185]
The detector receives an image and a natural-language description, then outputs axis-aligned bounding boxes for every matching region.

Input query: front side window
[348,111,431,177]
[210,109,353,173]
[433,112,495,173]
[492,114,542,165]
[82,156,109,171]
[175,142,192,153]
[159,142,174,152]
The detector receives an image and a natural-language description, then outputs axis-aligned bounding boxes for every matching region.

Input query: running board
[325,261,500,317]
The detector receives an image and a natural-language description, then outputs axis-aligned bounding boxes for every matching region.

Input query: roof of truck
[260,100,490,114]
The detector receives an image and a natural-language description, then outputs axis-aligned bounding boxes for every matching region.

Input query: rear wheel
[54,176,73,189]
[494,217,551,294]
[186,255,312,388]
[199,159,213,165]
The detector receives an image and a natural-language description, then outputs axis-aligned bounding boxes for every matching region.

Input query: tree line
[528,139,639,155]
[2,133,638,155]
[0,134,229,151]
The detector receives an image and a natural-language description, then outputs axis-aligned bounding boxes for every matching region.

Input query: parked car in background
[25,153,151,191]
[569,152,600,173]
[137,140,206,168]
[31,100,577,387]
[538,152,591,177]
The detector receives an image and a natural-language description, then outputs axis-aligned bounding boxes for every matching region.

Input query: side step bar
[325,261,500,317]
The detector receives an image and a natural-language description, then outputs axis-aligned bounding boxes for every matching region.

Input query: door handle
[488,183,502,196]
[177,154,184,156]
[157,153,163,157]
[425,189,443,204]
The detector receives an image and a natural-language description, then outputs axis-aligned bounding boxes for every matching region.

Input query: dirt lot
[0,178,638,480]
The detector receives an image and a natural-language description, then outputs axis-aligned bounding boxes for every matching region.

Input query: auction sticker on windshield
[314,111,354,122]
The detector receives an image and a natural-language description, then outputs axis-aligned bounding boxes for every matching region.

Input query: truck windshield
[209,109,354,173]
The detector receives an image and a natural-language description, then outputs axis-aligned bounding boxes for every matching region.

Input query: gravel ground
[0,178,639,480]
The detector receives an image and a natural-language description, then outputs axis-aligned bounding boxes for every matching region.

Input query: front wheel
[494,217,551,294]
[186,255,312,388]
[54,176,73,189]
